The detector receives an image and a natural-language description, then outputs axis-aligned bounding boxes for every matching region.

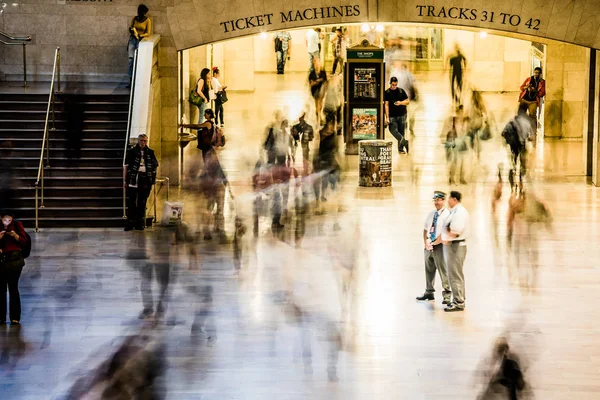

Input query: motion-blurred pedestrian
[447,44,467,108]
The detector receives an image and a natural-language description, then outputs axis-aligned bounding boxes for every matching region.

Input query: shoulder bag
[189,79,203,106]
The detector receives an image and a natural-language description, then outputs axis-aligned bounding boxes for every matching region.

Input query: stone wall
[0,0,176,83]
[545,43,589,139]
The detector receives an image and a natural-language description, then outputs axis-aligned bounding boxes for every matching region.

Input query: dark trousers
[215,99,224,125]
[451,72,463,104]
[126,185,152,227]
[332,56,344,74]
[0,261,24,322]
[140,262,170,315]
[388,115,407,151]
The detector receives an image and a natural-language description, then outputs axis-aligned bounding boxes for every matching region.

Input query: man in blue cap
[416,190,451,305]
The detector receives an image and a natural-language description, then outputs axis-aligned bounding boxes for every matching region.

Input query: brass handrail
[150,177,170,224]
[122,48,139,219]
[0,30,32,42]
[0,31,32,87]
[34,47,60,233]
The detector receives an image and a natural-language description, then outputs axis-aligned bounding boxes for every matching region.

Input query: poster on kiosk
[344,40,385,155]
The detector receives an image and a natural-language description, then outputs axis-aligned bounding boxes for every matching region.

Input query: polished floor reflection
[2,72,599,399]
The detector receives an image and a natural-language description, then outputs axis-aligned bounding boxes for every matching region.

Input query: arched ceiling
[167,0,600,50]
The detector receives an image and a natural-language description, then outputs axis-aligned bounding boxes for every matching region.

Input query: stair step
[8,138,123,149]
[10,148,124,158]
[14,186,123,197]
[19,217,127,229]
[10,158,123,168]
[1,120,127,130]
[0,128,126,140]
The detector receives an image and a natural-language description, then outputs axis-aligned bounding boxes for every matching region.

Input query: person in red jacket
[519,67,546,120]
[0,210,29,325]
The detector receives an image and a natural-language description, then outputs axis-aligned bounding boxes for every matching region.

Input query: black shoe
[124,225,134,232]
[442,298,451,305]
[416,293,434,301]
[444,303,464,312]
[135,225,145,231]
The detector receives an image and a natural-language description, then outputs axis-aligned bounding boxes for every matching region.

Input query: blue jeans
[197,101,207,124]
[388,115,407,149]
[127,36,140,79]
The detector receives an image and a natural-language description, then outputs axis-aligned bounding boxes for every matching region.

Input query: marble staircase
[0,90,129,228]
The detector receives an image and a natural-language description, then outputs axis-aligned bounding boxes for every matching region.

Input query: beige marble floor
[2,72,599,399]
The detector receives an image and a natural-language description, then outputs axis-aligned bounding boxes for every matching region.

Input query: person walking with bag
[123,134,159,231]
[0,210,30,325]
[211,67,227,127]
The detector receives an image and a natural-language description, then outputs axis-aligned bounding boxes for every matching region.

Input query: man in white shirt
[417,191,452,304]
[305,28,320,72]
[441,191,470,312]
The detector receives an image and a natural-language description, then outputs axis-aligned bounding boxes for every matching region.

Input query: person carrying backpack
[0,210,31,325]
[502,114,529,189]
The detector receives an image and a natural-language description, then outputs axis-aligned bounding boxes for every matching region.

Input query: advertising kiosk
[344,40,385,155]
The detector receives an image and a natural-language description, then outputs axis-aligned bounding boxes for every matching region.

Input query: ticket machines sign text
[416,5,541,31]
[220,5,362,33]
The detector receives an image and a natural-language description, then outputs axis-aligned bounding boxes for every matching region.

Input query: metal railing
[149,177,170,224]
[34,47,61,232]
[123,48,139,219]
[0,30,32,87]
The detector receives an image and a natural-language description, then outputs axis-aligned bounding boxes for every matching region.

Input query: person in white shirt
[305,28,320,72]
[441,190,470,312]
[416,191,452,304]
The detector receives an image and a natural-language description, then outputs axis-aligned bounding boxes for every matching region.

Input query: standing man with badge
[441,191,470,312]
[417,191,451,305]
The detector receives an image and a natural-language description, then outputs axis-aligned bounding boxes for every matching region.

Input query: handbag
[217,89,228,104]
[189,80,203,106]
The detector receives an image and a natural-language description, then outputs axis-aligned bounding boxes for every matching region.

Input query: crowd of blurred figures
[0,35,559,398]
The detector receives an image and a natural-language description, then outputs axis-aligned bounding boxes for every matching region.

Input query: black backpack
[274,37,282,52]
[501,120,519,148]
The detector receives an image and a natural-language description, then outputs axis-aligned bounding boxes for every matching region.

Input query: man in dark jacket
[123,134,159,231]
